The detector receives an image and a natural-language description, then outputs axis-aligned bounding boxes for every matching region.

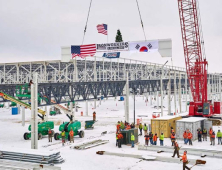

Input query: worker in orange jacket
[171,132,176,146]
[209,127,213,143]
[153,133,158,145]
[117,132,123,148]
[180,151,190,170]
[183,131,188,144]
[116,122,121,133]
[144,134,149,146]
[69,128,74,143]
[172,141,180,158]
[187,131,193,145]
[211,131,215,146]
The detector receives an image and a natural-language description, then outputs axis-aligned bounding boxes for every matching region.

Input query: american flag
[97,24,108,35]
[71,44,96,58]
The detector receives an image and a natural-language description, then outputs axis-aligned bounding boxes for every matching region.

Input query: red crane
[178,0,220,116]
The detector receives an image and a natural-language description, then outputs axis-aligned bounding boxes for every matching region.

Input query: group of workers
[48,128,75,146]
[197,127,222,145]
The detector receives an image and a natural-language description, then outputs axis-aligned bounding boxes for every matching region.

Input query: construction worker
[149,132,153,145]
[144,133,149,146]
[139,123,143,136]
[125,124,131,130]
[93,111,96,121]
[171,127,174,134]
[197,128,202,142]
[116,121,121,133]
[180,151,190,170]
[211,131,215,146]
[116,132,118,147]
[187,131,193,145]
[159,132,164,146]
[120,121,125,130]
[209,127,213,143]
[48,128,53,142]
[171,132,176,146]
[130,123,135,129]
[131,133,135,148]
[69,128,74,143]
[172,141,180,158]
[143,123,148,135]
[153,133,158,145]
[217,130,222,145]
[202,128,207,141]
[117,132,123,148]
[61,130,66,146]
[183,131,188,144]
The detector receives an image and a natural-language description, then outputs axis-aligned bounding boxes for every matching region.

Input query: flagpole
[107,24,108,43]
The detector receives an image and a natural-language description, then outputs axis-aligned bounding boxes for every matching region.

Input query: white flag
[129,40,158,53]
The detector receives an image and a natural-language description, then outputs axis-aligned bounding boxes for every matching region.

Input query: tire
[79,130,84,138]
[38,133,43,140]
[54,133,59,140]
[24,132,29,140]
[51,130,55,136]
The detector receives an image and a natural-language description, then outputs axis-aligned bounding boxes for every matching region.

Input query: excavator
[178,0,221,117]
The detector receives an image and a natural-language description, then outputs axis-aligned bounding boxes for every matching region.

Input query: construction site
[0,0,222,170]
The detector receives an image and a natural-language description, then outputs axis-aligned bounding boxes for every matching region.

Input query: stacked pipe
[0,147,64,164]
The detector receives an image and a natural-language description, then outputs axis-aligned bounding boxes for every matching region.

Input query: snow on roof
[153,115,181,120]
[176,117,207,123]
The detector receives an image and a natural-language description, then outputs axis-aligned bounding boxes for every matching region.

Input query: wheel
[24,132,29,140]
[51,130,55,136]
[68,135,70,141]
[38,133,43,140]
[79,130,84,138]
[54,133,59,140]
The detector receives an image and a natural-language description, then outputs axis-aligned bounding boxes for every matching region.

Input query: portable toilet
[12,107,18,115]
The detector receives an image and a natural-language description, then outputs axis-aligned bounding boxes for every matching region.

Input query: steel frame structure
[0,57,186,84]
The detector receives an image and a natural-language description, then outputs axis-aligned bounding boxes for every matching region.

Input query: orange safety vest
[182,154,187,163]
[171,134,175,139]
[183,132,187,139]
[209,129,213,136]
[118,134,123,139]
[48,130,52,135]
[145,136,149,141]
[69,131,74,137]
[153,135,157,141]
[211,134,215,138]
[117,124,120,130]
[188,133,192,139]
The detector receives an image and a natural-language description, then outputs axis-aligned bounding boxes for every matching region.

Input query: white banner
[97,42,129,52]
[129,40,159,53]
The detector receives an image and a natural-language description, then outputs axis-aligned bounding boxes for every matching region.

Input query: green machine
[15,84,47,104]
[54,113,84,140]
[24,121,54,140]
[0,90,54,141]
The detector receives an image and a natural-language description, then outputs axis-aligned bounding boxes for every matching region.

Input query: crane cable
[136,0,147,41]
[82,0,93,45]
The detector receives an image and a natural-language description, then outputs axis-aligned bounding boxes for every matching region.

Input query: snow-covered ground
[0,95,222,170]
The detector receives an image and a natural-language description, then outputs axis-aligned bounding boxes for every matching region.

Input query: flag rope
[82,0,93,45]
[136,0,147,41]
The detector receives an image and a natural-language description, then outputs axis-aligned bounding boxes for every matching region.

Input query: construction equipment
[178,0,221,117]
[54,120,84,140]
[50,107,62,116]
[85,120,96,129]
[0,91,54,140]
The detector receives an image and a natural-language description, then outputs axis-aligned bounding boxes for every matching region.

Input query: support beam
[125,71,129,123]
[86,100,88,116]
[31,72,38,149]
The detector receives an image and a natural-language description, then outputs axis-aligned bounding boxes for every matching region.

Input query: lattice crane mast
[178,0,220,116]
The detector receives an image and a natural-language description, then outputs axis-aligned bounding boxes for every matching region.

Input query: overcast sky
[0,0,221,73]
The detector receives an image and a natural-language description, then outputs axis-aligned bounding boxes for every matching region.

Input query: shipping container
[151,115,182,138]
[176,117,207,140]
